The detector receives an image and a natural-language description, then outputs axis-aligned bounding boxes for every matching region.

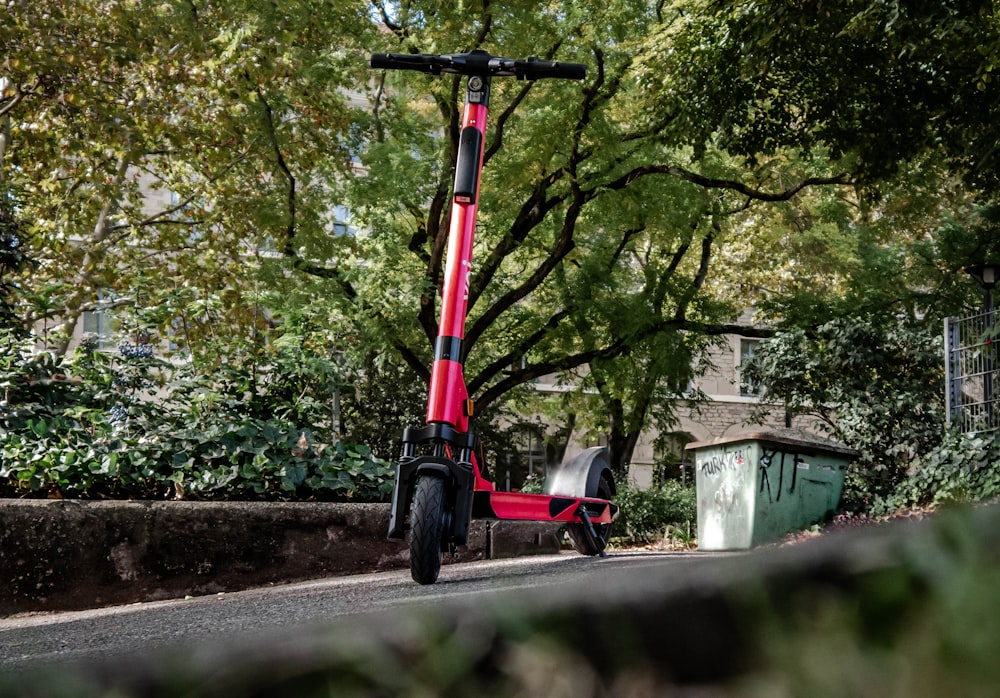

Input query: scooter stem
[426,75,491,429]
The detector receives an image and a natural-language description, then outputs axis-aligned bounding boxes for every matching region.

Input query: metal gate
[945,311,998,433]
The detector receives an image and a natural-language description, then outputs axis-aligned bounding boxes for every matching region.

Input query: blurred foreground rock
[5,503,1000,696]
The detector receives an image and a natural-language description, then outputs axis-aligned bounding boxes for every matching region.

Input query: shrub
[0,329,394,502]
[872,431,1000,515]
[0,414,394,502]
[742,317,946,509]
[613,479,697,544]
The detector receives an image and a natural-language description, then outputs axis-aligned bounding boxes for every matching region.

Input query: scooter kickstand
[576,505,608,558]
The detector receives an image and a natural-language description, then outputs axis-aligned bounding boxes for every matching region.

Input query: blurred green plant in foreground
[6,505,1000,697]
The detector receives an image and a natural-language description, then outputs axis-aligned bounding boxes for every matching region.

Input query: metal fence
[945,311,998,433]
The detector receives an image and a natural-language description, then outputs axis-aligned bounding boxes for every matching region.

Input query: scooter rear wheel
[409,474,447,584]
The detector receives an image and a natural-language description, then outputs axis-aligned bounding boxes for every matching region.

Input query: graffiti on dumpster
[758,450,777,501]
[758,449,809,503]
[699,449,746,477]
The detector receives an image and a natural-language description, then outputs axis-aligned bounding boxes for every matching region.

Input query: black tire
[409,475,447,584]
[566,474,614,556]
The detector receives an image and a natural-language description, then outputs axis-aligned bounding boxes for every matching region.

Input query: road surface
[1,550,725,673]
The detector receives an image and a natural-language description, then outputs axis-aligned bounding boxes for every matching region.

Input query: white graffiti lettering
[699,449,746,477]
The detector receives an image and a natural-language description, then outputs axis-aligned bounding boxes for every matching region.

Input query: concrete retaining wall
[0,500,561,616]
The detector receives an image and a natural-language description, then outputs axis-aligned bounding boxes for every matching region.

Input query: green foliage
[739,508,1000,697]
[612,479,697,544]
[4,0,898,464]
[176,298,351,439]
[518,473,546,494]
[0,414,392,503]
[645,0,1000,187]
[743,317,946,508]
[0,329,392,502]
[2,0,372,351]
[338,356,428,463]
[874,431,1000,515]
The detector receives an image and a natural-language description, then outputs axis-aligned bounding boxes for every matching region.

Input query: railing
[945,311,998,433]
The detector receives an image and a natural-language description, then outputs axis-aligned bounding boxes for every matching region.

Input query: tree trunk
[50,154,132,354]
[608,423,642,479]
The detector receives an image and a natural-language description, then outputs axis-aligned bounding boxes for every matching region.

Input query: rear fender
[544,446,616,499]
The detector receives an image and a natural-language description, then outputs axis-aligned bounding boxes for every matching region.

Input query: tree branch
[483,36,567,163]
[484,80,533,164]
[600,163,853,201]
[391,339,430,382]
[0,87,25,119]
[466,189,582,349]
[467,308,573,395]
[258,89,297,258]
[258,89,358,300]
[474,316,777,409]
[673,210,718,325]
[372,0,403,34]
[371,72,387,143]
[477,335,629,408]
[467,221,640,393]
[113,142,256,232]
[465,170,569,313]
[472,0,493,46]
[404,202,430,262]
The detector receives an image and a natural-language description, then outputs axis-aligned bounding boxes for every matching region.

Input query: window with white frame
[739,338,762,397]
[82,310,112,348]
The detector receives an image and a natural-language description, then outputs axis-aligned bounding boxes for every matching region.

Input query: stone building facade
[513,329,825,491]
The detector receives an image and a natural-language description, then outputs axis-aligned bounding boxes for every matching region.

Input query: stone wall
[677,398,788,443]
[0,500,561,616]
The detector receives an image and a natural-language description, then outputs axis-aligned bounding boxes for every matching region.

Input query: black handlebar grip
[368,53,394,69]
[517,58,587,81]
[369,53,439,73]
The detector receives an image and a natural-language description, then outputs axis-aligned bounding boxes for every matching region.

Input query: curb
[0,499,562,616]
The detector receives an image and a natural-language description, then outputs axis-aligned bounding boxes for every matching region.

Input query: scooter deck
[471,490,617,524]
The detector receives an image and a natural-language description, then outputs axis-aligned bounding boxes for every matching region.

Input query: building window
[499,424,548,492]
[671,373,694,396]
[739,339,761,397]
[331,205,355,237]
[80,290,119,350]
[655,431,696,485]
[82,308,115,351]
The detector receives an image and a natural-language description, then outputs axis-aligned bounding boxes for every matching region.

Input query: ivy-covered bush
[742,317,946,509]
[872,431,1000,515]
[0,330,393,502]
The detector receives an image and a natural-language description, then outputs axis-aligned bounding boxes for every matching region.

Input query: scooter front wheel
[409,474,448,584]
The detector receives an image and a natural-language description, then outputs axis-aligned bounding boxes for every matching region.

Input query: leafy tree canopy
[2,0,373,349]
[638,0,1000,189]
[4,0,992,475]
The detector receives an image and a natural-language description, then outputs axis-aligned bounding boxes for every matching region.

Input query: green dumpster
[685,429,859,550]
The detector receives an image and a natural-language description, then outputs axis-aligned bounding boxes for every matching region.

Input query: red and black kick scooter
[371,50,618,584]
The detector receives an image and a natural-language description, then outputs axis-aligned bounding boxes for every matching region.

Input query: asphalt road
[1,550,725,674]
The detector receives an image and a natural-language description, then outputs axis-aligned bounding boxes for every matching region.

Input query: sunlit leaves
[2,0,374,352]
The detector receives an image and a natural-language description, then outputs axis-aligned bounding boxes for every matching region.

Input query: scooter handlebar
[369,52,443,74]
[369,51,586,81]
[504,56,587,81]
